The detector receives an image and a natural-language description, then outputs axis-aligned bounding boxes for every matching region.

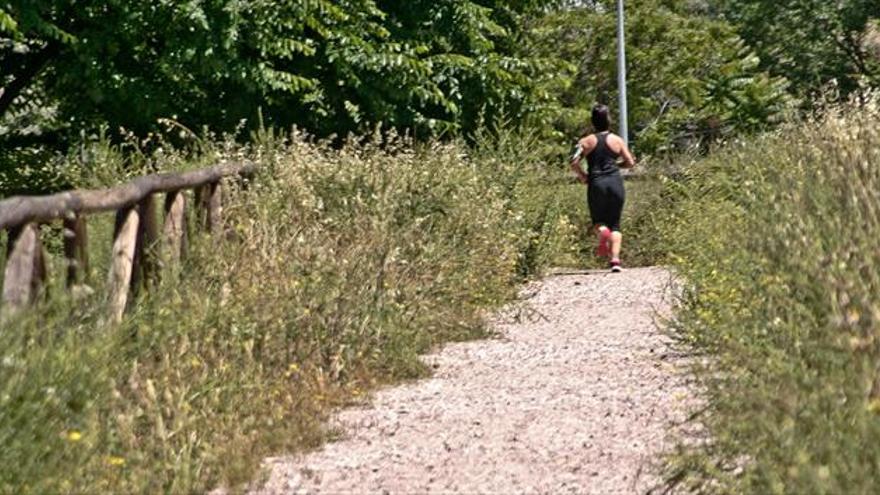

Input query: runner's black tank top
[586,132,620,180]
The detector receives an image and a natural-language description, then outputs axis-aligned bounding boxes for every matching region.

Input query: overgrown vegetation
[0,130,577,493]
[7,0,875,181]
[0,0,564,141]
[3,1,880,492]
[716,0,879,101]
[529,0,793,154]
[636,100,880,493]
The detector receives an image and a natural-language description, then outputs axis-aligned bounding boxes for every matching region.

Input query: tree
[715,0,879,101]
[527,0,792,154]
[0,0,562,144]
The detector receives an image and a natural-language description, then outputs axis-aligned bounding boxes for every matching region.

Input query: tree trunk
[0,42,59,118]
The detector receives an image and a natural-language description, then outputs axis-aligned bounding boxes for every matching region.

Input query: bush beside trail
[13,94,877,494]
[0,130,577,493]
[638,101,880,493]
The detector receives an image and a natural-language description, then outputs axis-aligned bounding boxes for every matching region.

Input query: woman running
[569,104,636,272]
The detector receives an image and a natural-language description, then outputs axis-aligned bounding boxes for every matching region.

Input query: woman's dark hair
[591,104,611,132]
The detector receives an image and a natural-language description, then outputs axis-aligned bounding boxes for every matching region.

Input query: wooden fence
[0,161,257,323]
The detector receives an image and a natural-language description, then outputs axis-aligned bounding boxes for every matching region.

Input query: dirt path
[255,267,688,494]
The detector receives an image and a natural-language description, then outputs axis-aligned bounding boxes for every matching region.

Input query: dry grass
[638,98,880,493]
[0,128,577,493]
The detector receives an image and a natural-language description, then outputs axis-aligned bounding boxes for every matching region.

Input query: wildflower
[106,456,126,466]
[285,363,300,378]
[67,430,82,442]
[846,308,861,325]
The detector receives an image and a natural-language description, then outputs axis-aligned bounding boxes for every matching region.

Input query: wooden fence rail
[0,161,257,323]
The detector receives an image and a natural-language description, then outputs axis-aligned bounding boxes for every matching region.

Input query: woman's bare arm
[609,134,636,168]
[619,142,636,169]
[570,136,596,184]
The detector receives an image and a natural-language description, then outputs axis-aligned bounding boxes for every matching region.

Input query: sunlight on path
[254,267,689,494]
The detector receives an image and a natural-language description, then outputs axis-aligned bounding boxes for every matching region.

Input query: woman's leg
[595,224,611,257]
[590,183,613,258]
[609,231,623,272]
[610,231,623,261]
[607,176,625,268]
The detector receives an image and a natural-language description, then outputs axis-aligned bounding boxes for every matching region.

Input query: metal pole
[616,0,629,146]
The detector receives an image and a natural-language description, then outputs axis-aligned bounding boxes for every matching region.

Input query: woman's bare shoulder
[606,133,626,152]
[579,134,598,148]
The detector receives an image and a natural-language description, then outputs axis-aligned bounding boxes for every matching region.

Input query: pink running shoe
[610,259,622,273]
[596,228,612,258]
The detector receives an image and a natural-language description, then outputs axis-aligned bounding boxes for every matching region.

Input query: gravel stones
[255,267,688,494]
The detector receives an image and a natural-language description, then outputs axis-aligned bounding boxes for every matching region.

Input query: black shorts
[588,174,625,232]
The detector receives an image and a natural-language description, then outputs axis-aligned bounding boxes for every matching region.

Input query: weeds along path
[254,267,688,494]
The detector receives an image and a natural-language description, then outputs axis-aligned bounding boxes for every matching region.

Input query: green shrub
[649,100,880,493]
[0,129,575,493]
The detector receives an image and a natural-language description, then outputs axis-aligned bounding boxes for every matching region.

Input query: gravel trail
[256,267,688,494]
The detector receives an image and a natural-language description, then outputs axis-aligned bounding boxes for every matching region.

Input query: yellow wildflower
[106,456,126,466]
[846,308,861,325]
[67,430,82,442]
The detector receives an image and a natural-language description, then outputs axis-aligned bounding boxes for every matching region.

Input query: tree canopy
[0,0,562,142]
[528,0,793,153]
[0,0,877,160]
[715,0,879,101]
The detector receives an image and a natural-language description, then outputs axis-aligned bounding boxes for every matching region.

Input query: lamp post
[616,0,629,146]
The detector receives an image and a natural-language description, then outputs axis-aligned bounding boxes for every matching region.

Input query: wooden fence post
[133,194,160,291]
[207,181,223,235]
[194,181,223,234]
[107,207,140,323]
[63,214,89,287]
[162,190,187,264]
[194,185,207,231]
[2,224,46,316]
[0,161,256,321]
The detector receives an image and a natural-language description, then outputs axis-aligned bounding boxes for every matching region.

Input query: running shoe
[596,229,612,258]
[610,259,622,273]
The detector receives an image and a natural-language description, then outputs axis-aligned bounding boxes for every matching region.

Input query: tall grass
[0,129,577,493]
[644,100,880,493]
